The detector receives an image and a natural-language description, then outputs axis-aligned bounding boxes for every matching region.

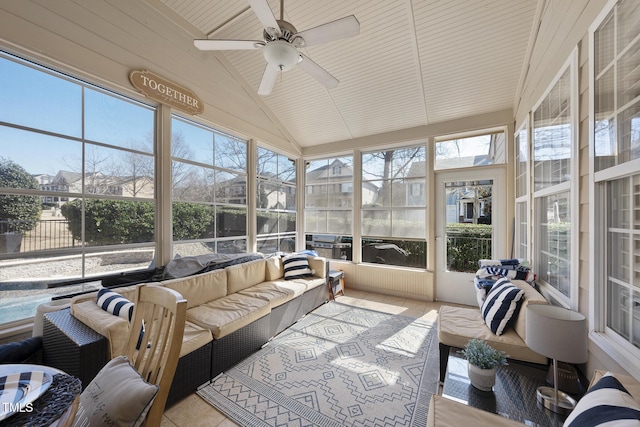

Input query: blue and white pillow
[97,288,134,321]
[282,254,314,280]
[564,373,640,427]
[481,277,524,335]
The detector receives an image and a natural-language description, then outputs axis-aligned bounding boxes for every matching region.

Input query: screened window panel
[536,191,571,297]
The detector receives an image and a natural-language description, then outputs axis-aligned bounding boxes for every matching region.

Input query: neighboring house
[306,159,377,207]
[37,170,154,202]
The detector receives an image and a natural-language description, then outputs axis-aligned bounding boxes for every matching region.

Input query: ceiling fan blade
[194,39,263,51]
[258,64,279,96]
[298,54,339,89]
[296,15,360,47]
[247,0,280,34]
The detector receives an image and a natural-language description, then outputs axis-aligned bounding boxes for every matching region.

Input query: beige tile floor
[161,289,446,427]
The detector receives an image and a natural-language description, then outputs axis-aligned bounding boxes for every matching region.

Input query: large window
[256,147,296,253]
[532,51,577,303]
[0,52,156,325]
[361,145,427,268]
[171,116,247,256]
[304,156,353,260]
[591,0,640,368]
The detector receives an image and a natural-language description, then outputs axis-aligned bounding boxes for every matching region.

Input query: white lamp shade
[525,304,588,364]
[263,40,301,71]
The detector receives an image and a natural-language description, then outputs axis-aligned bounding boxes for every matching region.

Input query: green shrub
[0,158,42,234]
[62,199,154,245]
[446,223,492,272]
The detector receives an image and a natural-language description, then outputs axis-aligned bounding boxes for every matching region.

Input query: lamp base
[536,386,577,415]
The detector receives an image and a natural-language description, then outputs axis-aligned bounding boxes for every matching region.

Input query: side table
[442,349,568,427]
[42,308,109,389]
[328,270,344,299]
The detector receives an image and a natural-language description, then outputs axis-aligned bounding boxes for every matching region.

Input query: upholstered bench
[437,279,548,382]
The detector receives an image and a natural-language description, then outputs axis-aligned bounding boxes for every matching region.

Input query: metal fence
[446,234,492,273]
[0,219,77,252]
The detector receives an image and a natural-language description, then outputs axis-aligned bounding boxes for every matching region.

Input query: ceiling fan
[194,0,360,95]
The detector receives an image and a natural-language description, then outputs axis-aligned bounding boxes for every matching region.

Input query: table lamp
[525,304,587,415]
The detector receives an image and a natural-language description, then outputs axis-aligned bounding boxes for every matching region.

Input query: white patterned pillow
[282,254,314,280]
[564,373,640,427]
[481,277,524,335]
[97,288,134,321]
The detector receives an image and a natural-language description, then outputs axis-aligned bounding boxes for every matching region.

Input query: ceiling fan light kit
[263,40,301,71]
[194,0,360,95]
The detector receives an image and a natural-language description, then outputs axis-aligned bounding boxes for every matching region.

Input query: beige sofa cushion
[70,285,141,358]
[186,293,270,339]
[438,305,547,364]
[510,280,547,341]
[261,280,307,298]
[265,256,284,280]
[427,394,523,427]
[180,321,213,357]
[238,282,294,308]
[71,300,131,358]
[226,259,267,294]
[307,256,327,279]
[161,268,227,308]
[289,276,326,291]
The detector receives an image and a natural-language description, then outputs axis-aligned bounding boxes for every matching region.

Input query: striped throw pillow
[282,254,314,280]
[97,288,134,321]
[564,373,640,427]
[481,277,524,335]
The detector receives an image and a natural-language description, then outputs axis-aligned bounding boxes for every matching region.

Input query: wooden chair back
[124,284,187,426]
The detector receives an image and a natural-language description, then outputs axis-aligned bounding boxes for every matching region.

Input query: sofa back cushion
[511,279,547,341]
[265,256,283,280]
[226,259,267,294]
[161,268,227,308]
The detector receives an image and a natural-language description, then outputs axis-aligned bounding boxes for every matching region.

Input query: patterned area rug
[197,301,439,427]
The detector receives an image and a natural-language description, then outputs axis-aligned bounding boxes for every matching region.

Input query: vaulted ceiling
[147,0,539,148]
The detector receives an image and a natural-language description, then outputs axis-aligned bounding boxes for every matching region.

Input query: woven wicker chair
[125,284,187,426]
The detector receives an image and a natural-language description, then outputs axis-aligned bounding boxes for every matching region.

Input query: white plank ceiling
[150,0,538,148]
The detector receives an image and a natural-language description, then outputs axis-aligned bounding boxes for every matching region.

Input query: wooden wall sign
[129,70,204,115]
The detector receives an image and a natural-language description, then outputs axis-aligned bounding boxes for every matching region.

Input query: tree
[0,158,42,234]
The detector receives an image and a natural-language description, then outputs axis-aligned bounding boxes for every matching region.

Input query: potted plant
[460,338,508,391]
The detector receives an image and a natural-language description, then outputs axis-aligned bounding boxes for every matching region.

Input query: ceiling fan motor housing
[264,20,299,43]
[263,20,302,71]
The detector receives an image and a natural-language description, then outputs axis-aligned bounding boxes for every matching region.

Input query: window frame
[514,116,531,260]
[256,145,297,253]
[589,0,640,378]
[434,127,507,171]
[360,143,427,269]
[0,51,158,328]
[530,48,580,308]
[170,114,249,256]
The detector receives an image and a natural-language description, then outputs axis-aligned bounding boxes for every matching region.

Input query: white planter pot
[468,364,496,391]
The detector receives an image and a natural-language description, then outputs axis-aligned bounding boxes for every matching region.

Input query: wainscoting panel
[329,262,434,301]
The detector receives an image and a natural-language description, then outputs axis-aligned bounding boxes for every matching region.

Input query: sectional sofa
[68,254,328,405]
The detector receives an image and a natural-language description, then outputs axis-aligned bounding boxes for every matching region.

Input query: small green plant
[460,338,508,369]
